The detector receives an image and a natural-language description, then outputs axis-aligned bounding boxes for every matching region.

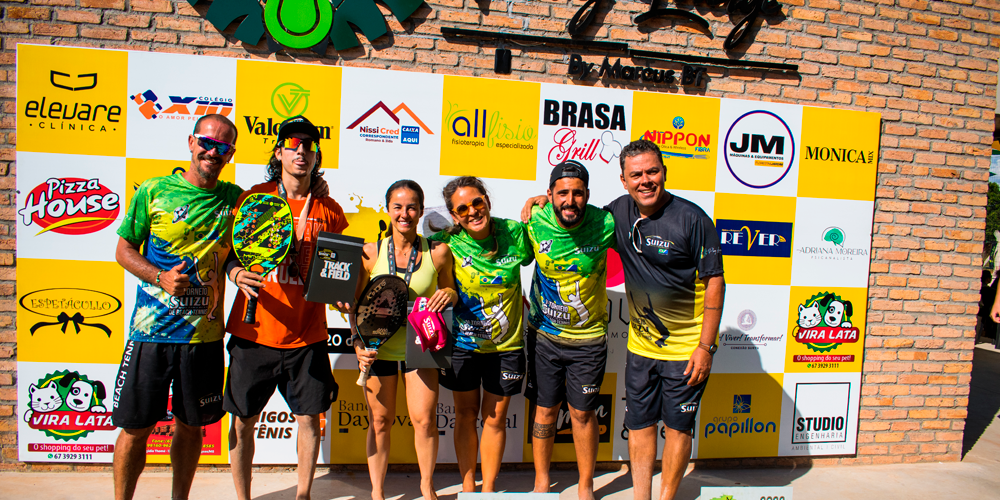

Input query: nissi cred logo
[346,101,434,145]
[804,144,875,164]
[642,115,712,161]
[716,219,793,258]
[795,226,869,262]
[542,99,626,166]
[703,394,776,439]
[244,83,331,143]
[791,382,850,446]
[23,370,115,441]
[129,89,234,121]
[18,178,121,235]
[445,102,535,151]
[793,292,859,363]
[19,287,122,337]
[23,70,122,133]
[724,110,795,189]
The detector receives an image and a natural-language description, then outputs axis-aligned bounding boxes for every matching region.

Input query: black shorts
[525,329,607,411]
[112,339,225,429]
[624,350,707,433]
[369,360,418,377]
[224,336,338,418]
[440,348,525,397]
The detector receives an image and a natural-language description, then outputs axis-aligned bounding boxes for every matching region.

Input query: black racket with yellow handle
[232,193,293,324]
[354,275,409,386]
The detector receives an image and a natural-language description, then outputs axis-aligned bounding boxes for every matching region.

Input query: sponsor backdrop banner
[16,45,879,463]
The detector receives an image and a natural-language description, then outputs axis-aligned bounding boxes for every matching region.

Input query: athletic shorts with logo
[525,328,607,411]
[441,348,526,397]
[624,350,707,432]
[112,339,225,429]
[224,336,338,417]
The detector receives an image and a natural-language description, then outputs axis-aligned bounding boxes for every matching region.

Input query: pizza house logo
[793,292,859,359]
[346,101,433,145]
[19,287,122,337]
[243,83,331,144]
[193,0,424,50]
[445,102,535,151]
[703,394,776,439]
[129,89,234,121]
[716,219,793,258]
[23,370,115,441]
[18,178,121,235]
[642,116,712,160]
[23,70,122,133]
[724,110,795,189]
[796,226,869,262]
[542,99,625,166]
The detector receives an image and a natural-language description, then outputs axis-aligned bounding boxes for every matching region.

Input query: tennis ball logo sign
[18,178,121,236]
[193,0,425,51]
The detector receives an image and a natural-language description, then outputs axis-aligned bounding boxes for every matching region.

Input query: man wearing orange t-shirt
[224,116,347,500]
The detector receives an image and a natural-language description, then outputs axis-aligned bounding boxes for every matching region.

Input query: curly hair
[619,139,663,172]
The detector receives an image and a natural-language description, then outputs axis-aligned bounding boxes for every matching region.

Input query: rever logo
[716,219,793,258]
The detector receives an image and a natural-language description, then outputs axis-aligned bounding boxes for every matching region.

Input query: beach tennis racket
[232,193,293,324]
[354,275,409,386]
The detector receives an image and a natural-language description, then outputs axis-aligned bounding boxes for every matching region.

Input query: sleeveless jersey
[369,235,438,361]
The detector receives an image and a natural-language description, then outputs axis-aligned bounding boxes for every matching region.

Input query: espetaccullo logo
[23,370,115,441]
[716,219,793,258]
[18,178,121,235]
[723,110,795,189]
[195,0,425,50]
[19,288,122,337]
[129,89,234,121]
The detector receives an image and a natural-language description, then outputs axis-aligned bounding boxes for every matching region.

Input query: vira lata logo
[129,90,234,121]
[190,0,425,51]
[23,70,122,134]
[23,370,115,441]
[18,178,121,236]
[793,292,859,354]
[716,219,793,258]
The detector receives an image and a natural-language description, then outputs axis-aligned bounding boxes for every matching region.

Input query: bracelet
[233,269,244,284]
[155,269,163,285]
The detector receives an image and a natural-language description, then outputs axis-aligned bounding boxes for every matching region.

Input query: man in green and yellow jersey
[525,161,616,500]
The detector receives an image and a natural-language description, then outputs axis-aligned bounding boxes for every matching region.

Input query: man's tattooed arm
[532,422,555,439]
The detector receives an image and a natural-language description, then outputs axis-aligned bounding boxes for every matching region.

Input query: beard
[194,152,224,180]
[554,203,585,228]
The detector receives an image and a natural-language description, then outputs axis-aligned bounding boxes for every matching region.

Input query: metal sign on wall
[15,44,880,464]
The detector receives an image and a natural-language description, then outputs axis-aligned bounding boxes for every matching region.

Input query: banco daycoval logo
[18,178,121,236]
[23,370,115,441]
[190,0,425,51]
[18,46,127,156]
[347,101,433,144]
[129,89,234,121]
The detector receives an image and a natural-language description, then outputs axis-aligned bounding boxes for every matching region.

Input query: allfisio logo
[724,110,795,189]
[129,89,234,121]
[793,292,859,355]
[803,144,875,164]
[23,70,122,133]
[642,115,712,160]
[243,82,332,143]
[19,287,122,337]
[24,370,115,441]
[703,394,776,439]
[542,99,626,166]
[716,219,793,258]
[18,178,121,235]
[346,101,433,145]
[445,103,535,151]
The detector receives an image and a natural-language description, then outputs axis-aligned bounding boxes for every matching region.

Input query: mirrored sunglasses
[282,137,319,152]
[452,196,487,217]
[193,134,235,156]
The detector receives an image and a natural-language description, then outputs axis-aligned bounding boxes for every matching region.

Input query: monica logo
[129,89,234,121]
[804,145,875,164]
[723,110,795,189]
[716,219,793,258]
[23,70,122,133]
[19,178,120,235]
[346,101,433,145]
[244,83,331,144]
[791,382,850,445]
[793,292,859,355]
[795,227,869,262]
[23,370,115,441]
[445,103,535,151]
[703,394,776,439]
[19,288,122,337]
[543,99,626,166]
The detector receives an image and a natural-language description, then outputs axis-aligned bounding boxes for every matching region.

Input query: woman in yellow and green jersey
[429,176,533,493]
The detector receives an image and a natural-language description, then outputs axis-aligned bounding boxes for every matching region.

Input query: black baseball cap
[277,115,320,142]
[549,160,590,189]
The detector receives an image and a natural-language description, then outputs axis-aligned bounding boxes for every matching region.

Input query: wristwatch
[698,342,717,355]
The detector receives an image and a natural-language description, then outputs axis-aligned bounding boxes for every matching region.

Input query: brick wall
[0,0,996,470]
